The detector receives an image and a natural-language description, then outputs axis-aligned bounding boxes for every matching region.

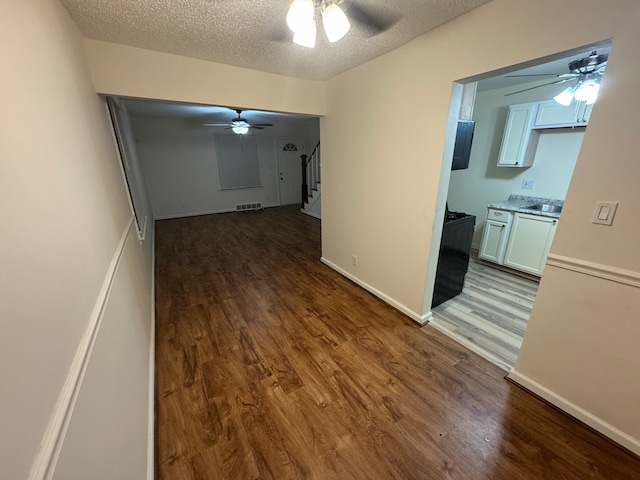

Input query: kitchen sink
[525,203,562,213]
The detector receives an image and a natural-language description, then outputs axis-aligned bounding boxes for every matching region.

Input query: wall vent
[235,202,262,212]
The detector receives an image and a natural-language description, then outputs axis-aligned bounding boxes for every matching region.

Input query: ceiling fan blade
[343,1,399,35]
[202,123,231,127]
[505,78,574,97]
[505,73,578,78]
[250,123,274,127]
[249,126,265,130]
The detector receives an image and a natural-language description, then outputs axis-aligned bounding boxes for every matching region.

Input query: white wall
[0,1,153,479]
[321,0,640,454]
[51,223,152,480]
[448,81,584,245]
[83,39,326,117]
[131,116,317,218]
[112,99,155,240]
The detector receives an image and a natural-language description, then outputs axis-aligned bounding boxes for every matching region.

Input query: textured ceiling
[60,0,493,81]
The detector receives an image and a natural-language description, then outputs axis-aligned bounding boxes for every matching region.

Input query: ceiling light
[574,79,600,104]
[553,86,576,106]
[585,89,599,105]
[232,125,249,135]
[293,19,317,48]
[286,0,314,33]
[321,3,350,42]
[286,0,351,47]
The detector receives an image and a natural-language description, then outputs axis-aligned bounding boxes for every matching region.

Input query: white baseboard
[155,203,280,220]
[507,369,640,456]
[28,218,134,480]
[320,257,427,325]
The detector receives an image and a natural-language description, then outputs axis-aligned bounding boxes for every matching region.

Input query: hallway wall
[0,1,154,479]
[321,0,640,454]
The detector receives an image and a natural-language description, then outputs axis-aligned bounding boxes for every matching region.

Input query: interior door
[277,138,304,205]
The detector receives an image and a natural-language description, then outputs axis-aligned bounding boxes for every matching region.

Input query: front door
[277,138,304,205]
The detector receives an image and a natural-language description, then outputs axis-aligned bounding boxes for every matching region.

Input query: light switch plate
[592,201,618,226]
[521,179,534,189]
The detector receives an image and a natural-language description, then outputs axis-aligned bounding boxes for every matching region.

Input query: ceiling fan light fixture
[286,0,315,33]
[574,79,600,103]
[232,125,249,135]
[553,86,576,106]
[293,20,316,48]
[321,3,350,42]
[586,91,599,105]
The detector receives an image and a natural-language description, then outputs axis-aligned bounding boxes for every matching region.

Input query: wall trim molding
[320,257,427,325]
[154,203,280,220]
[147,230,156,480]
[28,218,134,480]
[546,253,640,288]
[507,369,640,456]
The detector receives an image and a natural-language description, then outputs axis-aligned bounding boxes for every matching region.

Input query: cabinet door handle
[494,212,503,216]
[553,220,557,224]
[500,225,505,229]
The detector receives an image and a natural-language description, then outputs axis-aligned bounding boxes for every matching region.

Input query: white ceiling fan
[202,109,274,135]
[285,0,399,48]
[505,51,608,105]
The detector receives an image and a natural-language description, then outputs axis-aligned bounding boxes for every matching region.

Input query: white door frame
[276,137,305,206]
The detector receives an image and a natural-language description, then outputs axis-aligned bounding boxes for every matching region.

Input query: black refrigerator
[431,211,476,308]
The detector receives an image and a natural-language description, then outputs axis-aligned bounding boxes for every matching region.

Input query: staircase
[301,142,321,219]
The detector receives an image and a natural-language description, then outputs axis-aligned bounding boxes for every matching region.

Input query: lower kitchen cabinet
[504,213,558,275]
[478,219,510,263]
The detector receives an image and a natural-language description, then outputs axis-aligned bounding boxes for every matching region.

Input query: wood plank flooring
[155,206,640,480]
[431,257,539,370]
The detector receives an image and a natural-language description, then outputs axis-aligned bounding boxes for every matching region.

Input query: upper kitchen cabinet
[497,102,539,167]
[497,100,592,168]
[534,100,592,127]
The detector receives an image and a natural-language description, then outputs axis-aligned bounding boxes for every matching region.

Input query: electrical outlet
[352,255,358,266]
[521,179,534,189]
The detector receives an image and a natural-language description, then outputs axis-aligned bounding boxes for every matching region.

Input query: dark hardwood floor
[155,206,640,480]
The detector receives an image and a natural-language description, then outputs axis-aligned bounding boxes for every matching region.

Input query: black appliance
[432,207,475,308]
[452,120,475,170]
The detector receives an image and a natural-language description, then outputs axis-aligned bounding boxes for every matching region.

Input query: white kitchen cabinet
[497,103,539,167]
[478,219,510,263]
[504,213,558,275]
[534,100,591,128]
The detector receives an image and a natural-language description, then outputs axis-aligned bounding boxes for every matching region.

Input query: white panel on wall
[51,225,152,480]
[215,134,261,190]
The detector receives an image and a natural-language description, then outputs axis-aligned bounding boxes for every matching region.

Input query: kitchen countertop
[488,194,563,218]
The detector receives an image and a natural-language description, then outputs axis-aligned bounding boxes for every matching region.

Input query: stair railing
[301,141,320,207]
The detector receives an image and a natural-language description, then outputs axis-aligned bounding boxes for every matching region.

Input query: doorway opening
[276,138,305,206]
[426,41,612,371]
